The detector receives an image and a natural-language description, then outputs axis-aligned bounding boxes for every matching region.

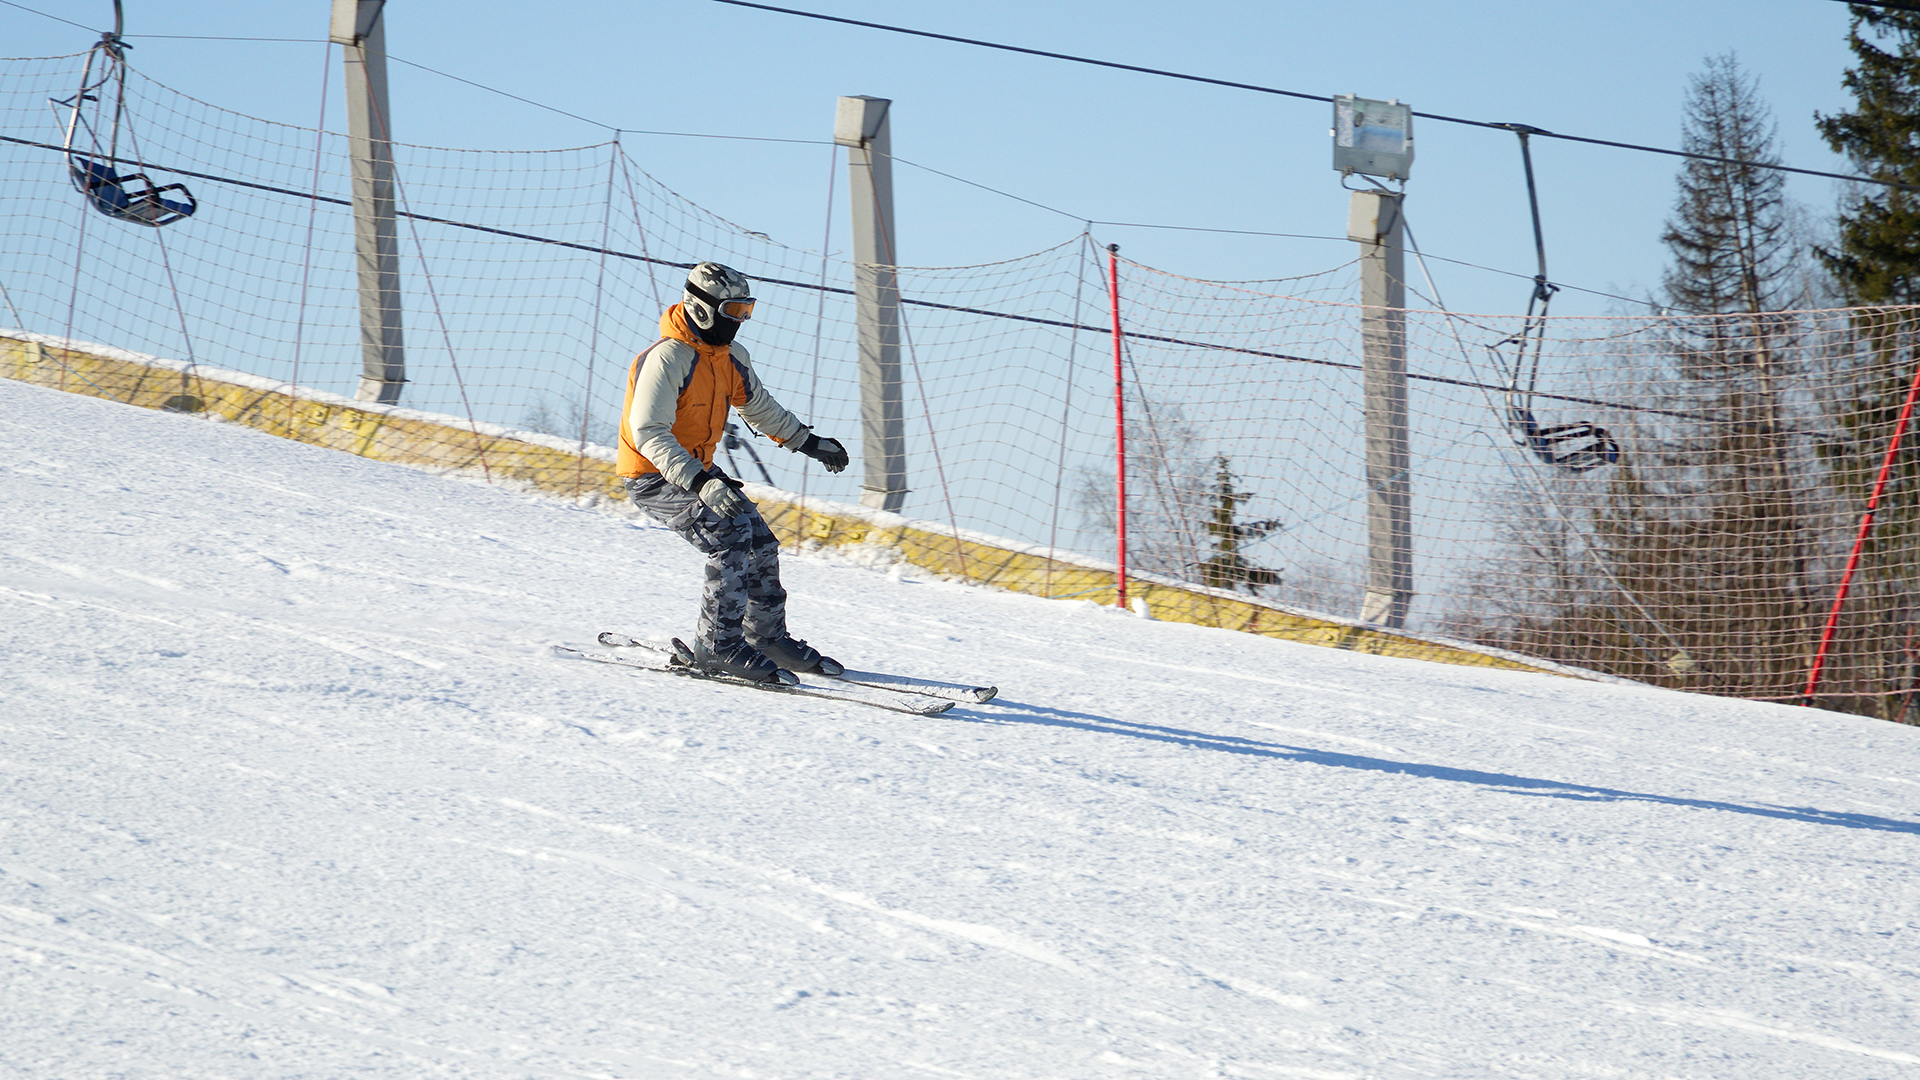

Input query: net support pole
[833,95,907,512]
[1349,189,1413,628]
[1107,243,1128,609]
[1803,344,1920,705]
[331,0,406,405]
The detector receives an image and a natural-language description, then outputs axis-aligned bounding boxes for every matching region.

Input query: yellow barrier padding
[3,333,1585,681]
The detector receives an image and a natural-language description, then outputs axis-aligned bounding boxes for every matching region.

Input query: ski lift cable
[0,0,323,41]
[115,73,208,402]
[379,47,1716,315]
[0,139,1850,443]
[576,139,620,472]
[289,31,1782,315]
[374,55,1757,316]
[799,140,839,507]
[124,34,322,42]
[288,40,335,427]
[33,6,1717,315]
[8,0,1895,190]
[707,0,1918,193]
[0,0,91,32]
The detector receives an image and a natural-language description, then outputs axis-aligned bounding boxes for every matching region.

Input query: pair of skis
[552,632,996,716]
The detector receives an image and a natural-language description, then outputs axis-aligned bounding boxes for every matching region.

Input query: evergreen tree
[1663,55,1799,318]
[1817,6,1920,303]
[1638,54,1814,700]
[1196,456,1283,594]
[1076,412,1285,597]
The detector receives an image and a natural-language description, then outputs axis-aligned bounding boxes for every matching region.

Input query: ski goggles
[688,280,756,321]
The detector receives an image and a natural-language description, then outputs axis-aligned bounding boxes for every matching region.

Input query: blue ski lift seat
[69,155,195,227]
[1506,396,1620,473]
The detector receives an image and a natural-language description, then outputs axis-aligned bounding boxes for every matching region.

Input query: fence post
[330,0,406,405]
[833,96,907,512]
[1349,188,1413,628]
[1107,243,1129,609]
[1803,339,1920,705]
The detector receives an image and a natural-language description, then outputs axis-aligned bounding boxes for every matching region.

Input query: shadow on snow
[961,698,1920,837]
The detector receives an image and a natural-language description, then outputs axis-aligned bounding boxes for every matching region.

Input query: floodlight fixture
[1333,94,1413,182]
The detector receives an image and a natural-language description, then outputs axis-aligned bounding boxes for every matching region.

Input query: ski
[833,667,998,704]
[595,631,996,703]
[554,642,953,717]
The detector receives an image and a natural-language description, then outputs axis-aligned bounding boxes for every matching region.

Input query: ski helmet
[682,262,755,345]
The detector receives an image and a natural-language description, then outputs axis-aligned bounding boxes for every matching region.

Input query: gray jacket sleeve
[728,343,809,450]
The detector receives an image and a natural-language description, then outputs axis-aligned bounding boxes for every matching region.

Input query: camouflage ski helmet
[683,262,755,334]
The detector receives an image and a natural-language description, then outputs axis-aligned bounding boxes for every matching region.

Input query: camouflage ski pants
[623,474,787,653]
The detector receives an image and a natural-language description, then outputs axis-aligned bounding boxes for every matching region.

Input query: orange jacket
[617,304,805,484]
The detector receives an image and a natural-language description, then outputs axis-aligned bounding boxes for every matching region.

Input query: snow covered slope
[3,375,1919,1079]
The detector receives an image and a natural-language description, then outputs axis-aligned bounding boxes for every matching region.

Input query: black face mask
[691,310,741,346]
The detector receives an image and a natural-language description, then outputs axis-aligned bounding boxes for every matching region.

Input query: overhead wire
[372,44,1676,312]
[128,35,325,43]
[4,0,1901,190]
[0,0,322,41]
[0,10,1723,316]
[705,0,1915,193]
[885,152,1084,221]
[367,56,1687,315]
[3,128,1851,480]
[1091,219,1684,314]
[0,0,91,32]
[0,11,1826,431]
[385,54,832,146]
[1825,0,1920,13]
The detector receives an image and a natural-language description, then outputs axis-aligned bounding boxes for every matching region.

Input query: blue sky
[2,0,1870,318]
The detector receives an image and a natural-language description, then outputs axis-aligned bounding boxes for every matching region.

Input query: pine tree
[1196,456,1283,594]
[1076,415,1285,597]
[1635,54,1815,699]
[1663,55,1799,318]
[1817,6,1920,304]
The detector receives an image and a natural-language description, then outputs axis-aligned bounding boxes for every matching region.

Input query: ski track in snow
[3,377,1920,1078]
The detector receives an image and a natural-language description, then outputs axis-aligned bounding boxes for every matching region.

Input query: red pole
[1803,350,1920,705]
[1107,243,1128,610]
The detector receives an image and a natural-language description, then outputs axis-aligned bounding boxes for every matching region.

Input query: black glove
[691,468,750,519]
[793,430,849,474]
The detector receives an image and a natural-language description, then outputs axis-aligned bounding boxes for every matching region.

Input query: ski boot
[751,635,844,677]
[678,639,798,685]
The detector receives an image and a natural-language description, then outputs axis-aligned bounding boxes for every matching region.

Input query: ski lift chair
[68,155,196,227]
[1506,393,1620,473]
[1480,125,1621,476]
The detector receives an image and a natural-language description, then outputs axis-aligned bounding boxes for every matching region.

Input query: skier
[618,262,851,684]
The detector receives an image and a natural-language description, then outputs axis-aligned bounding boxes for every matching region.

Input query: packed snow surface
[3,376,1919,1079]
